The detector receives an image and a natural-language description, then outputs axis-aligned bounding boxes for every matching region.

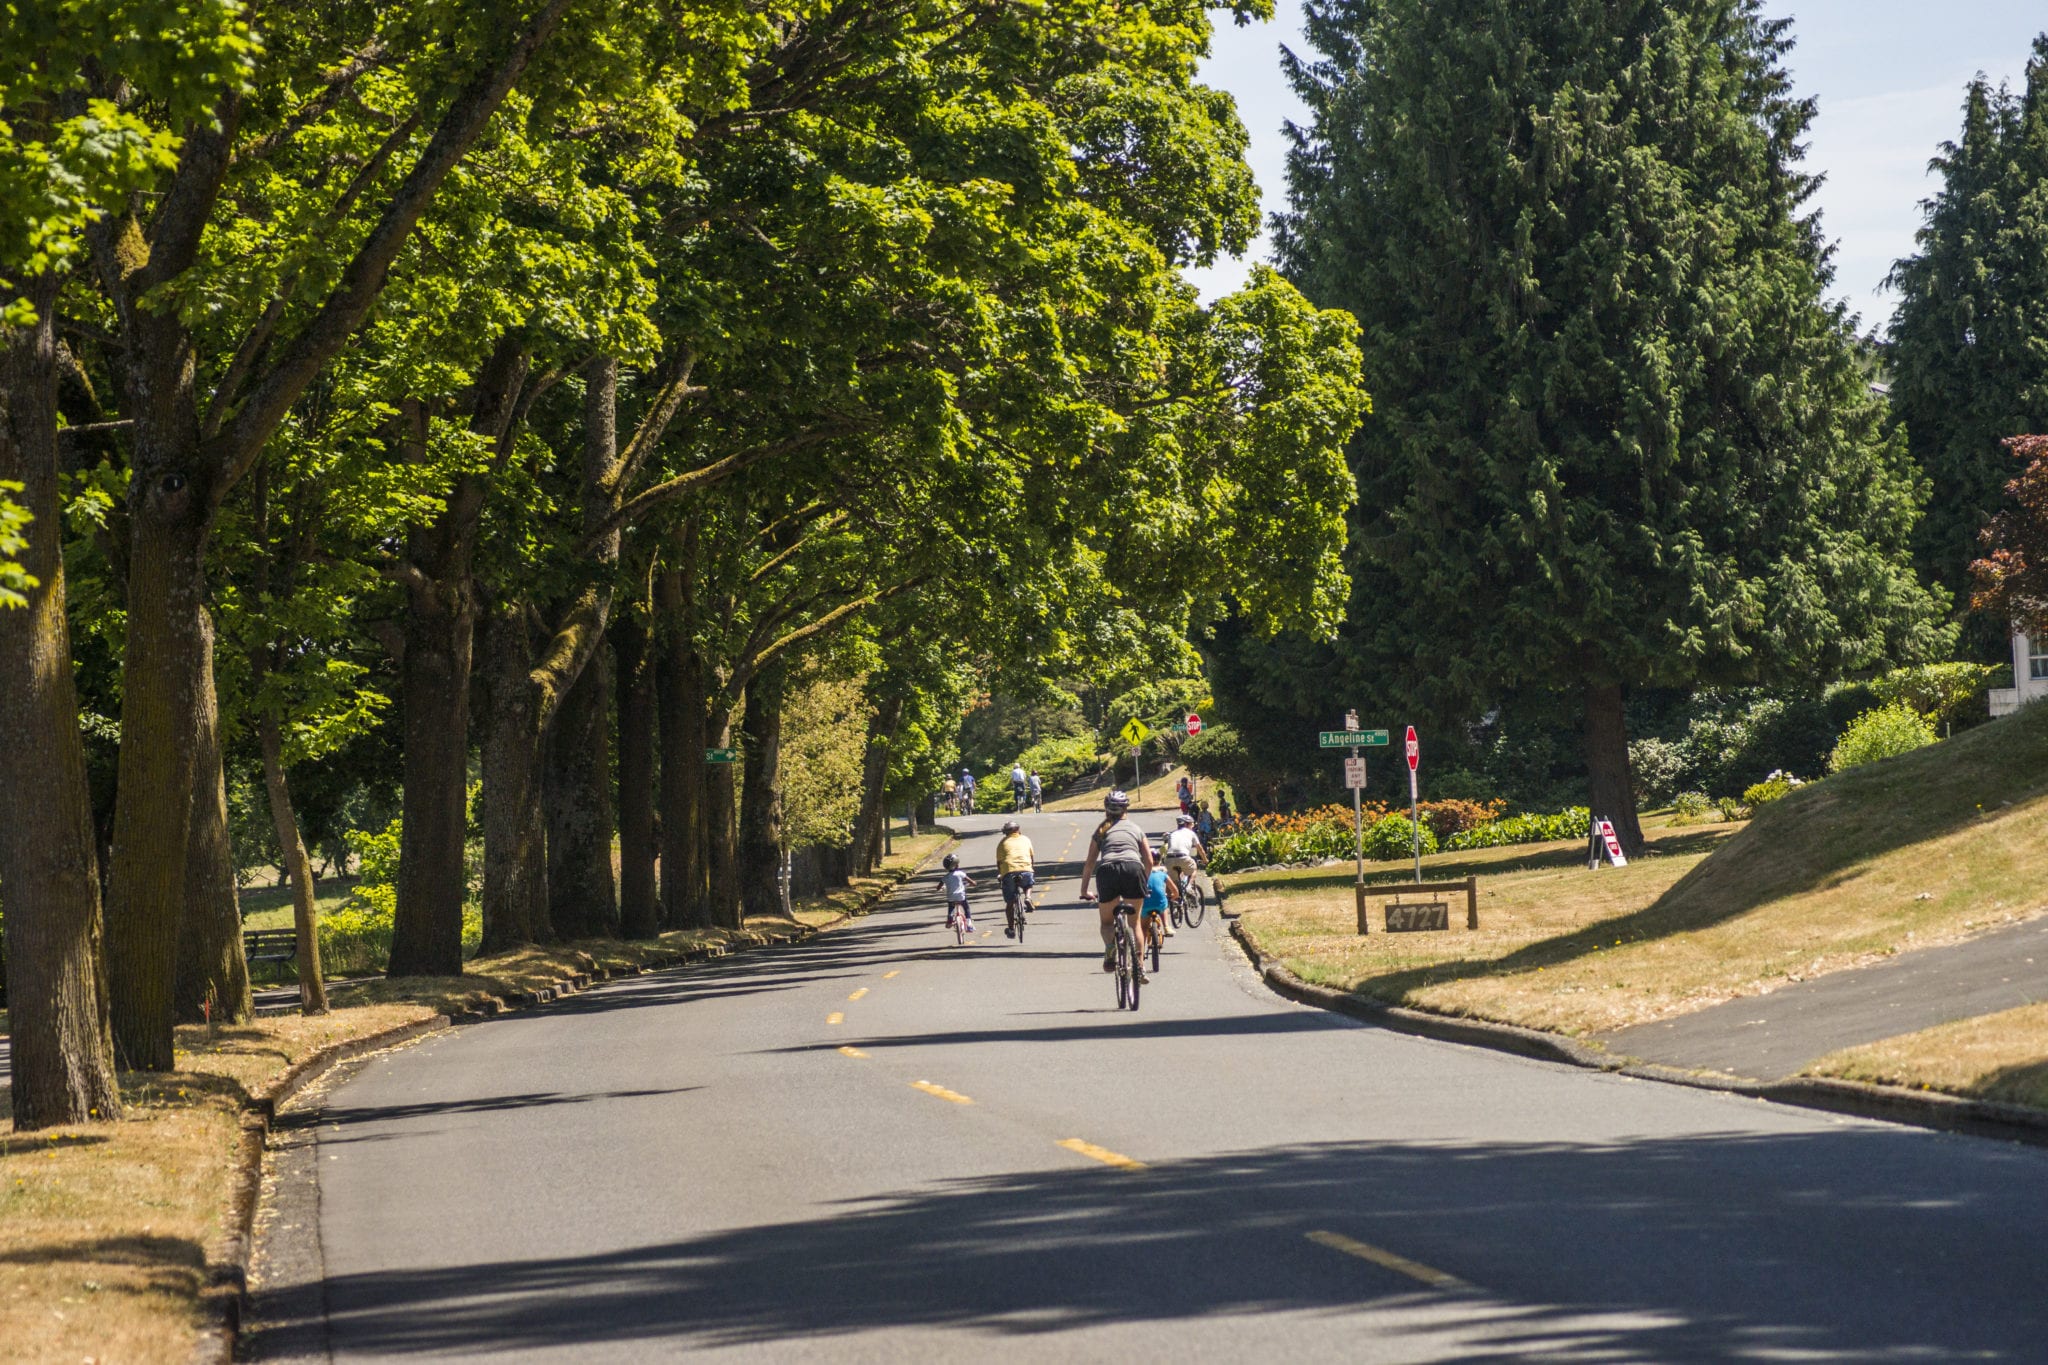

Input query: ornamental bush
[1362,813,1437,860]
[1442,807,1590,850]
[1828,703,1937,774]
[1741,771,1803,808]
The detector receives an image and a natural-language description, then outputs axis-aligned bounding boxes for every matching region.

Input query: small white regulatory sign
[1596,819,1629,867]
[1344,755,1367,790]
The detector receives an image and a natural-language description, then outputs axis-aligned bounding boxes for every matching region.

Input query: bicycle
[1170,865,1205,928]
[948,900,973,946]
[1111,905,1142,1010]
[1003,876,1031,942]
[1142,907,1165,975]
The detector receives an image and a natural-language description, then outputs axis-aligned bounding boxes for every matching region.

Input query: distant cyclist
[941,775,958,813]
[1077,789,1153,982]
[958,767,977,815]
[1010,762,1028,812]
[941,853,976,935]
[1028,770,1043,811]
[1162,812,1206,930]
[996,819,1036,937]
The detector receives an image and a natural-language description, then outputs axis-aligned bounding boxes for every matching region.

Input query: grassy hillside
[1233,699,2048,1035]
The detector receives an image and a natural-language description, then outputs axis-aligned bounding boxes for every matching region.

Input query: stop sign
[1405,724,1419,771]
[1185,712,1202,736]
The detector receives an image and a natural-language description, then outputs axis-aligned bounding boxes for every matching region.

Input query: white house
[1990,629,2048,717]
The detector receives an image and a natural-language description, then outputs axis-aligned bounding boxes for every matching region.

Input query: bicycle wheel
[1182,879,1206,928]
[1114,927,1131,1009]
[1127,920,1142,1011]
[955,911,967,946]
[1148,918,1161,974]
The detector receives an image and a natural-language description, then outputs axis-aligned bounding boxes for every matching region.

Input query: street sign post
[1336,719,1373,931]
[1319,729,1389,748]
[1343,755,1367,789]
[705,747,740,764]
[1405,725,1421,881]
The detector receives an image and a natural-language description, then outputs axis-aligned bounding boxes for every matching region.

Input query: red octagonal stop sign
[1186,712,1202,736]
[1405,724,1419,771]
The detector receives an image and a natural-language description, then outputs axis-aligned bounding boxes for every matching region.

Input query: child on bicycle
[941,853,976,934]
[1141,861,1171,958]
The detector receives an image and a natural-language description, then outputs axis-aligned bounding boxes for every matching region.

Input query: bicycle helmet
[1002,820,1020,834]
[1176,812,1194,826]
[942,853,959,870]
[1104,789,1131,813]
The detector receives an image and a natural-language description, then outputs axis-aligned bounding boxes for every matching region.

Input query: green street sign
[1319,729,1390,749]
[705,747,740,764]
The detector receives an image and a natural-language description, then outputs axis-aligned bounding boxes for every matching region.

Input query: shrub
[1671,790,1712,822]
[1418,798,1506,841]
[320,815,481,974]
[1867,662,2000,731]
[1715,795,1748,822]
[1362,813,1437,861]
[1013,733,1104,792]
[1828,703,1937,774]
[1443,807,1591,850]
[1741,771,1803,808]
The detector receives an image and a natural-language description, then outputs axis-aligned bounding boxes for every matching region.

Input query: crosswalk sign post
[1117,718,1152,797]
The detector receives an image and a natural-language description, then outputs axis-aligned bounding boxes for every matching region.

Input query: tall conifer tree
[1278,0,1945,851]
[1888,39,2048,635]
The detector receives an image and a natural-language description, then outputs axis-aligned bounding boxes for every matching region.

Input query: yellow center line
[910,1080,973,1105]
[848,988,868,1001]
[826,1012,844,1025]
[838,1046,868,1058]
[1306,1231,1471,1291]
[1058,1138,1146,1170]
[882,970,900,980]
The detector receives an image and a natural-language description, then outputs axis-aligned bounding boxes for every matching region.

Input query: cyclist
[940,853,976,936]
[941,775,958,814]
[1162,812,1207,931]
[1077,789,1153,983]
[958,767,977,815]
[995,819,1036,937]
[1141,860,1171,957]
[1010,762,1028,812]
[1028,770,1043,811]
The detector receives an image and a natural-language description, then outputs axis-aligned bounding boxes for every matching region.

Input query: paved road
[250,810,2048,1362]
[1602,915,2048,1080]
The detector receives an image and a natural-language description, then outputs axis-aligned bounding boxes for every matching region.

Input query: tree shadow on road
[262,1129,2048,1360]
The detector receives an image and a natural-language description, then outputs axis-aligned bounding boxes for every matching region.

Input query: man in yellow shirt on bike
[995,819,1036,938]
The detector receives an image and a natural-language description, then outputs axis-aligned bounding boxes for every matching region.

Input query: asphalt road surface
[250,810,2048,1362]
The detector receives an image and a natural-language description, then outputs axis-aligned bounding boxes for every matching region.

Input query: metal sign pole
[1406,725,1421,882]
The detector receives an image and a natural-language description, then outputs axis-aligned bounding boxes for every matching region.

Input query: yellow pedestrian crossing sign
[1118,717,1152,747]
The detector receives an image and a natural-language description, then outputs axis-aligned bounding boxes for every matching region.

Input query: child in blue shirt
[1141,864,1170,948]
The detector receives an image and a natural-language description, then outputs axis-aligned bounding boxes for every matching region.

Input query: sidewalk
[1599,915,2048,1080]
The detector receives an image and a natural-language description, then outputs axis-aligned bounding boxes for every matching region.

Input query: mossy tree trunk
[737,658,790,920]
[173,632,252,1025]
[546,637,617,939]
[0,278,124,1127]
[614,614,660,938]
[258,713,328,1013]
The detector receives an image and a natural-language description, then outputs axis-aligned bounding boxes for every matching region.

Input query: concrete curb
[1228,918,2048,1150]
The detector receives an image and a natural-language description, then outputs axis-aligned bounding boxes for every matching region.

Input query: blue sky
[1187,2,2046,331]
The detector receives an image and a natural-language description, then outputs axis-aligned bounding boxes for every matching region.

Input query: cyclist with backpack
[1077,789,1153,983]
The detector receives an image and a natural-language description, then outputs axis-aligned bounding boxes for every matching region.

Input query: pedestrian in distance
[1011,761,1028,812]
[1028,770,1043,812]
[1194,802,1216,842]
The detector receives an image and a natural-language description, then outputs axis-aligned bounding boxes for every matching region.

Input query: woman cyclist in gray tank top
[1079,789,1154,978]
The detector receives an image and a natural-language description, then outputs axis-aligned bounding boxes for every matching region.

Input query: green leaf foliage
[1828,703,1938,774]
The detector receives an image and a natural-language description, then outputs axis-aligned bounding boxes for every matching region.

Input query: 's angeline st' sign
[1319,729,1389,749]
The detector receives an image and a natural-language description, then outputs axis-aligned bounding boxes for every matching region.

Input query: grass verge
[1230,699,2048,1039]
[0,829,950,1363]
[1805,1004,2048,1113]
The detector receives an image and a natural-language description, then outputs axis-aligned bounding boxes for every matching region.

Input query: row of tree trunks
[0,282,125,1127]
[613,615,660,939]
[737,656,790,920]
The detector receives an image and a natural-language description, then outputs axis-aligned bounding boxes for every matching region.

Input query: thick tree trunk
[103,476,212,1071]
[704,709,741,929]
[258,714,328,1013]
[1584,681,1645,856]
[545,637,616,939]
[614,616,659,938]
[851,694,903,875]
[0,284,123,1127]
[478,602,551,951]
[173,632,252,1025]
[738,660,790,921]
[387,572,475,976]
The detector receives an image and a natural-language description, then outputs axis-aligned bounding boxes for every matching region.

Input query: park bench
[243,928,299,978]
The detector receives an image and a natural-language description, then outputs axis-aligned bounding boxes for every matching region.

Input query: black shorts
[1095,860,1145,904]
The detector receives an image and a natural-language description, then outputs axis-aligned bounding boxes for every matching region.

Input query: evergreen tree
[1888,39,2048,640]
[1277,0,1946,853]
